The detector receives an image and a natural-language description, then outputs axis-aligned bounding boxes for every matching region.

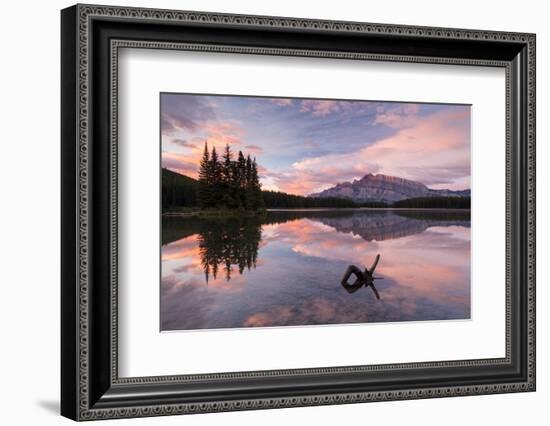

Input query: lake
[161,209,471,331]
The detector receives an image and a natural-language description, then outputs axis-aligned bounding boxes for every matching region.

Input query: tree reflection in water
[162,215,263,282]
[197,217,262,282]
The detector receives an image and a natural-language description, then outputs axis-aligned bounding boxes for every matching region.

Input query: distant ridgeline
[162,168,198,208]
[162,156,470,211]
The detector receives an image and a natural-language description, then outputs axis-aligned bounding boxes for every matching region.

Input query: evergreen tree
[245,155,253,209]
[235,151,247,208]
[221,144,236,208]
[246,155,252,183]
[251,159,264,210]
[197,141,210,208]
[209,146,223,207]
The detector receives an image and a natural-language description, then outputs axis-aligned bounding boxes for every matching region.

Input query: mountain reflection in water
[161,209,471,331]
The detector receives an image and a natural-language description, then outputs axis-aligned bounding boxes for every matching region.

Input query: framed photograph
[61,4,536,421]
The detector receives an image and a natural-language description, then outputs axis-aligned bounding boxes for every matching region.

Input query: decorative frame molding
[61,4,535,421]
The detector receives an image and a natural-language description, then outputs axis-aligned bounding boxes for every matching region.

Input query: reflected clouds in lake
[161,210,470,331]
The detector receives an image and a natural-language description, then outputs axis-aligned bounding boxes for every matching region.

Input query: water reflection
[161,210,471,331]
[199,217,261,282]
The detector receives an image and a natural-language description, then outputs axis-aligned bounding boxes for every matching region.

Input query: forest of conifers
[196,143,263,210]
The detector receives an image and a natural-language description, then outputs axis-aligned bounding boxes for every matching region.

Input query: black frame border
[61,4,536,421]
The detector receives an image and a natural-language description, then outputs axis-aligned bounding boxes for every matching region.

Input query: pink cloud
[202,120,246,147]
[162,235,201,261]
[300,100,346,117]
[245,144,263,155]
[266,166,378,196]
[243,306,294,327]
[162,151,200,178]
[272,98,293,107]
[171,139,197,149]
[270,108,470,194]
[161,113,197,136]
[162,119,255,178]
[373,103,421,128]
[303,139,319,149]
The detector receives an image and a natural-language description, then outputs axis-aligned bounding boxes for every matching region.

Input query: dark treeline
[162,168,198,209]
[393,196,471,209]
[395,209,471,222]
[198,142,264,211]
[262,190,389,209]
[263,190,356,208]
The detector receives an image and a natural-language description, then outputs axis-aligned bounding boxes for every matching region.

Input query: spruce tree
[221,144,236,208]
[255,159,264,208]
[251,158,264,210]
[197,141,210,208]
[245,155,253,210]
[236,151,247,208]
[209,146,222,207]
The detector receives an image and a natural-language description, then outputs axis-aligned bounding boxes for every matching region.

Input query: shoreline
[163,207,471,216]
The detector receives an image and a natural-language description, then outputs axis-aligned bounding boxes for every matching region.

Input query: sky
[161,93,471,195]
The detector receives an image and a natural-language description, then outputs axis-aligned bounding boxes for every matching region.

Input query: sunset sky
[161,93,471,195]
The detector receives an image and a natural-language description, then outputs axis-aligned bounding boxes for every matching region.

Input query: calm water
[161,210,471,331]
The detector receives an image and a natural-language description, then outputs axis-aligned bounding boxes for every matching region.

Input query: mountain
[309,173,470,203]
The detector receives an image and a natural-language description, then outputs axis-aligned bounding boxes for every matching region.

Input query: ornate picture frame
[61,4,535,421]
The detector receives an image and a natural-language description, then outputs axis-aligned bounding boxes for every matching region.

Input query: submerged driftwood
[340,254,382,299]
